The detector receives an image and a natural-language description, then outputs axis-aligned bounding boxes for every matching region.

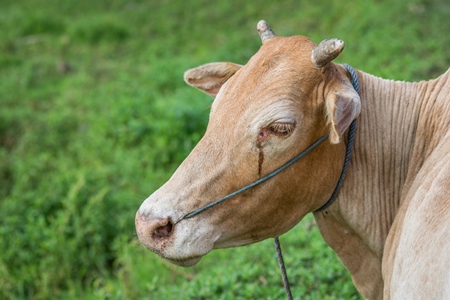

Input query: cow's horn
[311,38,345,68]
[257,20,277,44]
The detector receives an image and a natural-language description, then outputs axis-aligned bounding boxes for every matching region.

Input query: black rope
[315,119,356,211]
[315,64,359,212]
[183,133,329,220]
[343,63,360,94]
[275,64,360,299]
[274,237,293,300]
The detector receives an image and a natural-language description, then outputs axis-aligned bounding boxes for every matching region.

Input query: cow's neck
[313,70,429,299]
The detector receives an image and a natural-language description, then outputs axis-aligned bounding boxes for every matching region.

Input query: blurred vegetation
[0,0,448,299]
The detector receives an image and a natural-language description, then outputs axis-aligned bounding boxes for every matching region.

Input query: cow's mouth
[163,255,203,267]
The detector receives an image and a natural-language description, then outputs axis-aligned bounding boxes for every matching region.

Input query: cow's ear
[325,81,361,144]
[184,62,242,97]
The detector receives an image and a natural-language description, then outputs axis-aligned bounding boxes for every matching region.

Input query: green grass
[0,0,448,299]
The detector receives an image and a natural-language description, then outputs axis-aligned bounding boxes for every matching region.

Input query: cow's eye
[268,122,296,137]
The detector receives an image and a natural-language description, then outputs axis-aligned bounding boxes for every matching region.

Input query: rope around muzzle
[181,64,360,299]
[182,133,330,219]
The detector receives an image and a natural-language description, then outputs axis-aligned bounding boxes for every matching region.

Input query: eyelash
[268,122,296,136]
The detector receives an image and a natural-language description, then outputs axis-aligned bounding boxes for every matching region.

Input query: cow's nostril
[152,220,173,239]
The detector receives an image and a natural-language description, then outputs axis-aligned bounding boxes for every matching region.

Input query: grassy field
[0,0,448,299]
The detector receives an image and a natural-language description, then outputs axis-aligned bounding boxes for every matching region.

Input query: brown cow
[136,21,450,299]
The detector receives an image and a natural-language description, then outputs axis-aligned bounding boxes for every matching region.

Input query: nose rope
[181,64,360,299]
[182,132,330,220]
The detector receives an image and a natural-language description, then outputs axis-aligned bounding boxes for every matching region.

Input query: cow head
[135,21,360,266]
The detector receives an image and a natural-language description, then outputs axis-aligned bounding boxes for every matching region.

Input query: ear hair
[326,87,361,144]
[184,62,242,97]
